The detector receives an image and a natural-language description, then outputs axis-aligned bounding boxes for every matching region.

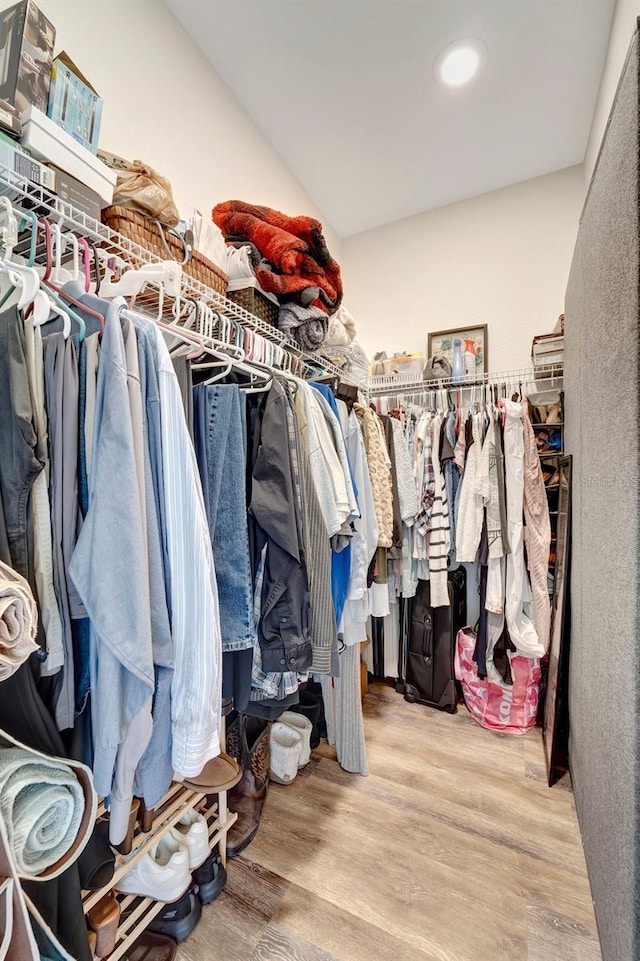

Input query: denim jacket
[249,380,312,674]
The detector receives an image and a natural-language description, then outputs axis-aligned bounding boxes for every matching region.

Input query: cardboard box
[0,129,56,192]
[0,1,55,115]
[48,163,101,220]
[20,105,115,204]
[47,51,102,154]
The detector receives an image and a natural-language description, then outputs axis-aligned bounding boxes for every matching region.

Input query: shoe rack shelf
[83,783,237,960]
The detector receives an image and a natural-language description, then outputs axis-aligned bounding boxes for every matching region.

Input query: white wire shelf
[367,362,564,396]
[0,164,355,384]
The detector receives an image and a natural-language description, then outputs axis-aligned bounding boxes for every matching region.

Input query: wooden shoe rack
[83,776,237,959]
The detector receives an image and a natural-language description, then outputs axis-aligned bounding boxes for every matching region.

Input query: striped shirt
[145,318,222,779]
[428,412,451,608]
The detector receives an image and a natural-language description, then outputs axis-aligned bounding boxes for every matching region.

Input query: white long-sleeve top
[150,322,223,778]
[455,411,484,563]
[298,382,346,537]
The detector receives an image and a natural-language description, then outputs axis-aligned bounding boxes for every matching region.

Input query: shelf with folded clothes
[0,164,357,387]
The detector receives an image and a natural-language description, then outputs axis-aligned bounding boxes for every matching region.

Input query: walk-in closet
[0,2,634,961]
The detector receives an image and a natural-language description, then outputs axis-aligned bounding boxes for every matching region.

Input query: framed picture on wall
[427,324,488,373]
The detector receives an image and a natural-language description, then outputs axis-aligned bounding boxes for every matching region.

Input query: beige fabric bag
[99,150,180,226]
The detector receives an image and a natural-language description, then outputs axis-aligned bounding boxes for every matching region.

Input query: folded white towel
[0,560,39,681]
[326,305,357,347]
[0,748,84,876]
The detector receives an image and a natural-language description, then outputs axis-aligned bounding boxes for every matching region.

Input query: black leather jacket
[248,380,312,674]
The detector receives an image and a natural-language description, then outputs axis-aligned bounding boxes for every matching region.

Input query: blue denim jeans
[193,384,255,652]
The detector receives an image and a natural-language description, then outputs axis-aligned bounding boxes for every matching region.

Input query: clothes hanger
[167,298,198,356]
[50,224,74,285]
[77,237,91,292]
[63,230,81,284]
[21,230,73,340]
[153,316,207,355]
[88,241,102,294]
[0,196,18,255]
[0,203,40,310]
[0,257,39,310]
[99,256,182,302]
[38,218,100,332]
[30,289,72,339]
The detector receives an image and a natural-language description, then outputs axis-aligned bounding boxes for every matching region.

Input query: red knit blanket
[212,200,342,314]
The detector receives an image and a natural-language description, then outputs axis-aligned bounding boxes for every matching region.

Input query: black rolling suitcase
[403,567,467,712]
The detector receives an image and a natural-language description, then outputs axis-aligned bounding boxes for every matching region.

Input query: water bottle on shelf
[451,338,464,383]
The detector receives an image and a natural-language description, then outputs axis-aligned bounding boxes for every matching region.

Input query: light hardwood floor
[178,683,601,961]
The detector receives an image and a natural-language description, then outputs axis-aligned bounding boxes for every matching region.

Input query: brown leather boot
[226,715,270,859]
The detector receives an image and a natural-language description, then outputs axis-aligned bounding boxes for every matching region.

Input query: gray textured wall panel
[564,28,640,961]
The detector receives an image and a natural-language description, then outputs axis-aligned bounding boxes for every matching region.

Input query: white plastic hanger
[64,231,82,284]
[0,201,39,310]
[31,288,71,339]
[98,255,182,302]
[50,224,74,285]
[0,196,18,255]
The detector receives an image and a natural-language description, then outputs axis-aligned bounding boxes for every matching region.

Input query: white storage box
[532,333,564,368]
[20,105,115,205]
[382,352,425,375]
[0,135,55,193]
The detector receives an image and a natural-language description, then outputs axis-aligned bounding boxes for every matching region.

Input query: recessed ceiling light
[434,39,486,89]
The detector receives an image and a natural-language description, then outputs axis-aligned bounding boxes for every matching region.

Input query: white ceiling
[166,0,614,238]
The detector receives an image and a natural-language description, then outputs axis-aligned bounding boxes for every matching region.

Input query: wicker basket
[101,206,228,296]
[227,285,279,328]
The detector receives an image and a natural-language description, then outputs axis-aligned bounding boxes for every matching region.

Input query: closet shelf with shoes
[0,163,355,386]
[84,785,206,913]
[82,785,237,961]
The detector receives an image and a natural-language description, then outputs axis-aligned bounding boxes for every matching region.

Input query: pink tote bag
[454,627,541,735]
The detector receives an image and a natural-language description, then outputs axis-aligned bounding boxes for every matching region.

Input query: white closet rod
[368,362,563,397]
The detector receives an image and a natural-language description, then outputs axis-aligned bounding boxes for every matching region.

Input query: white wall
[342,166,584,371]
[34,0,341,255]
[585,0,640,187]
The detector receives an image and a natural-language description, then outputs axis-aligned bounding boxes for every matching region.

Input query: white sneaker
[269,722,302,785]
[167,810,210,869]
[280,711,312,767]
[115,835,191,902]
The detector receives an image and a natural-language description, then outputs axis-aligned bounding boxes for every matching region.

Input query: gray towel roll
[0,748,84,876]
[278,302,328,350]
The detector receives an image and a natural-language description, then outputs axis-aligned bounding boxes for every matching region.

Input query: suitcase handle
[412,614,432,662]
